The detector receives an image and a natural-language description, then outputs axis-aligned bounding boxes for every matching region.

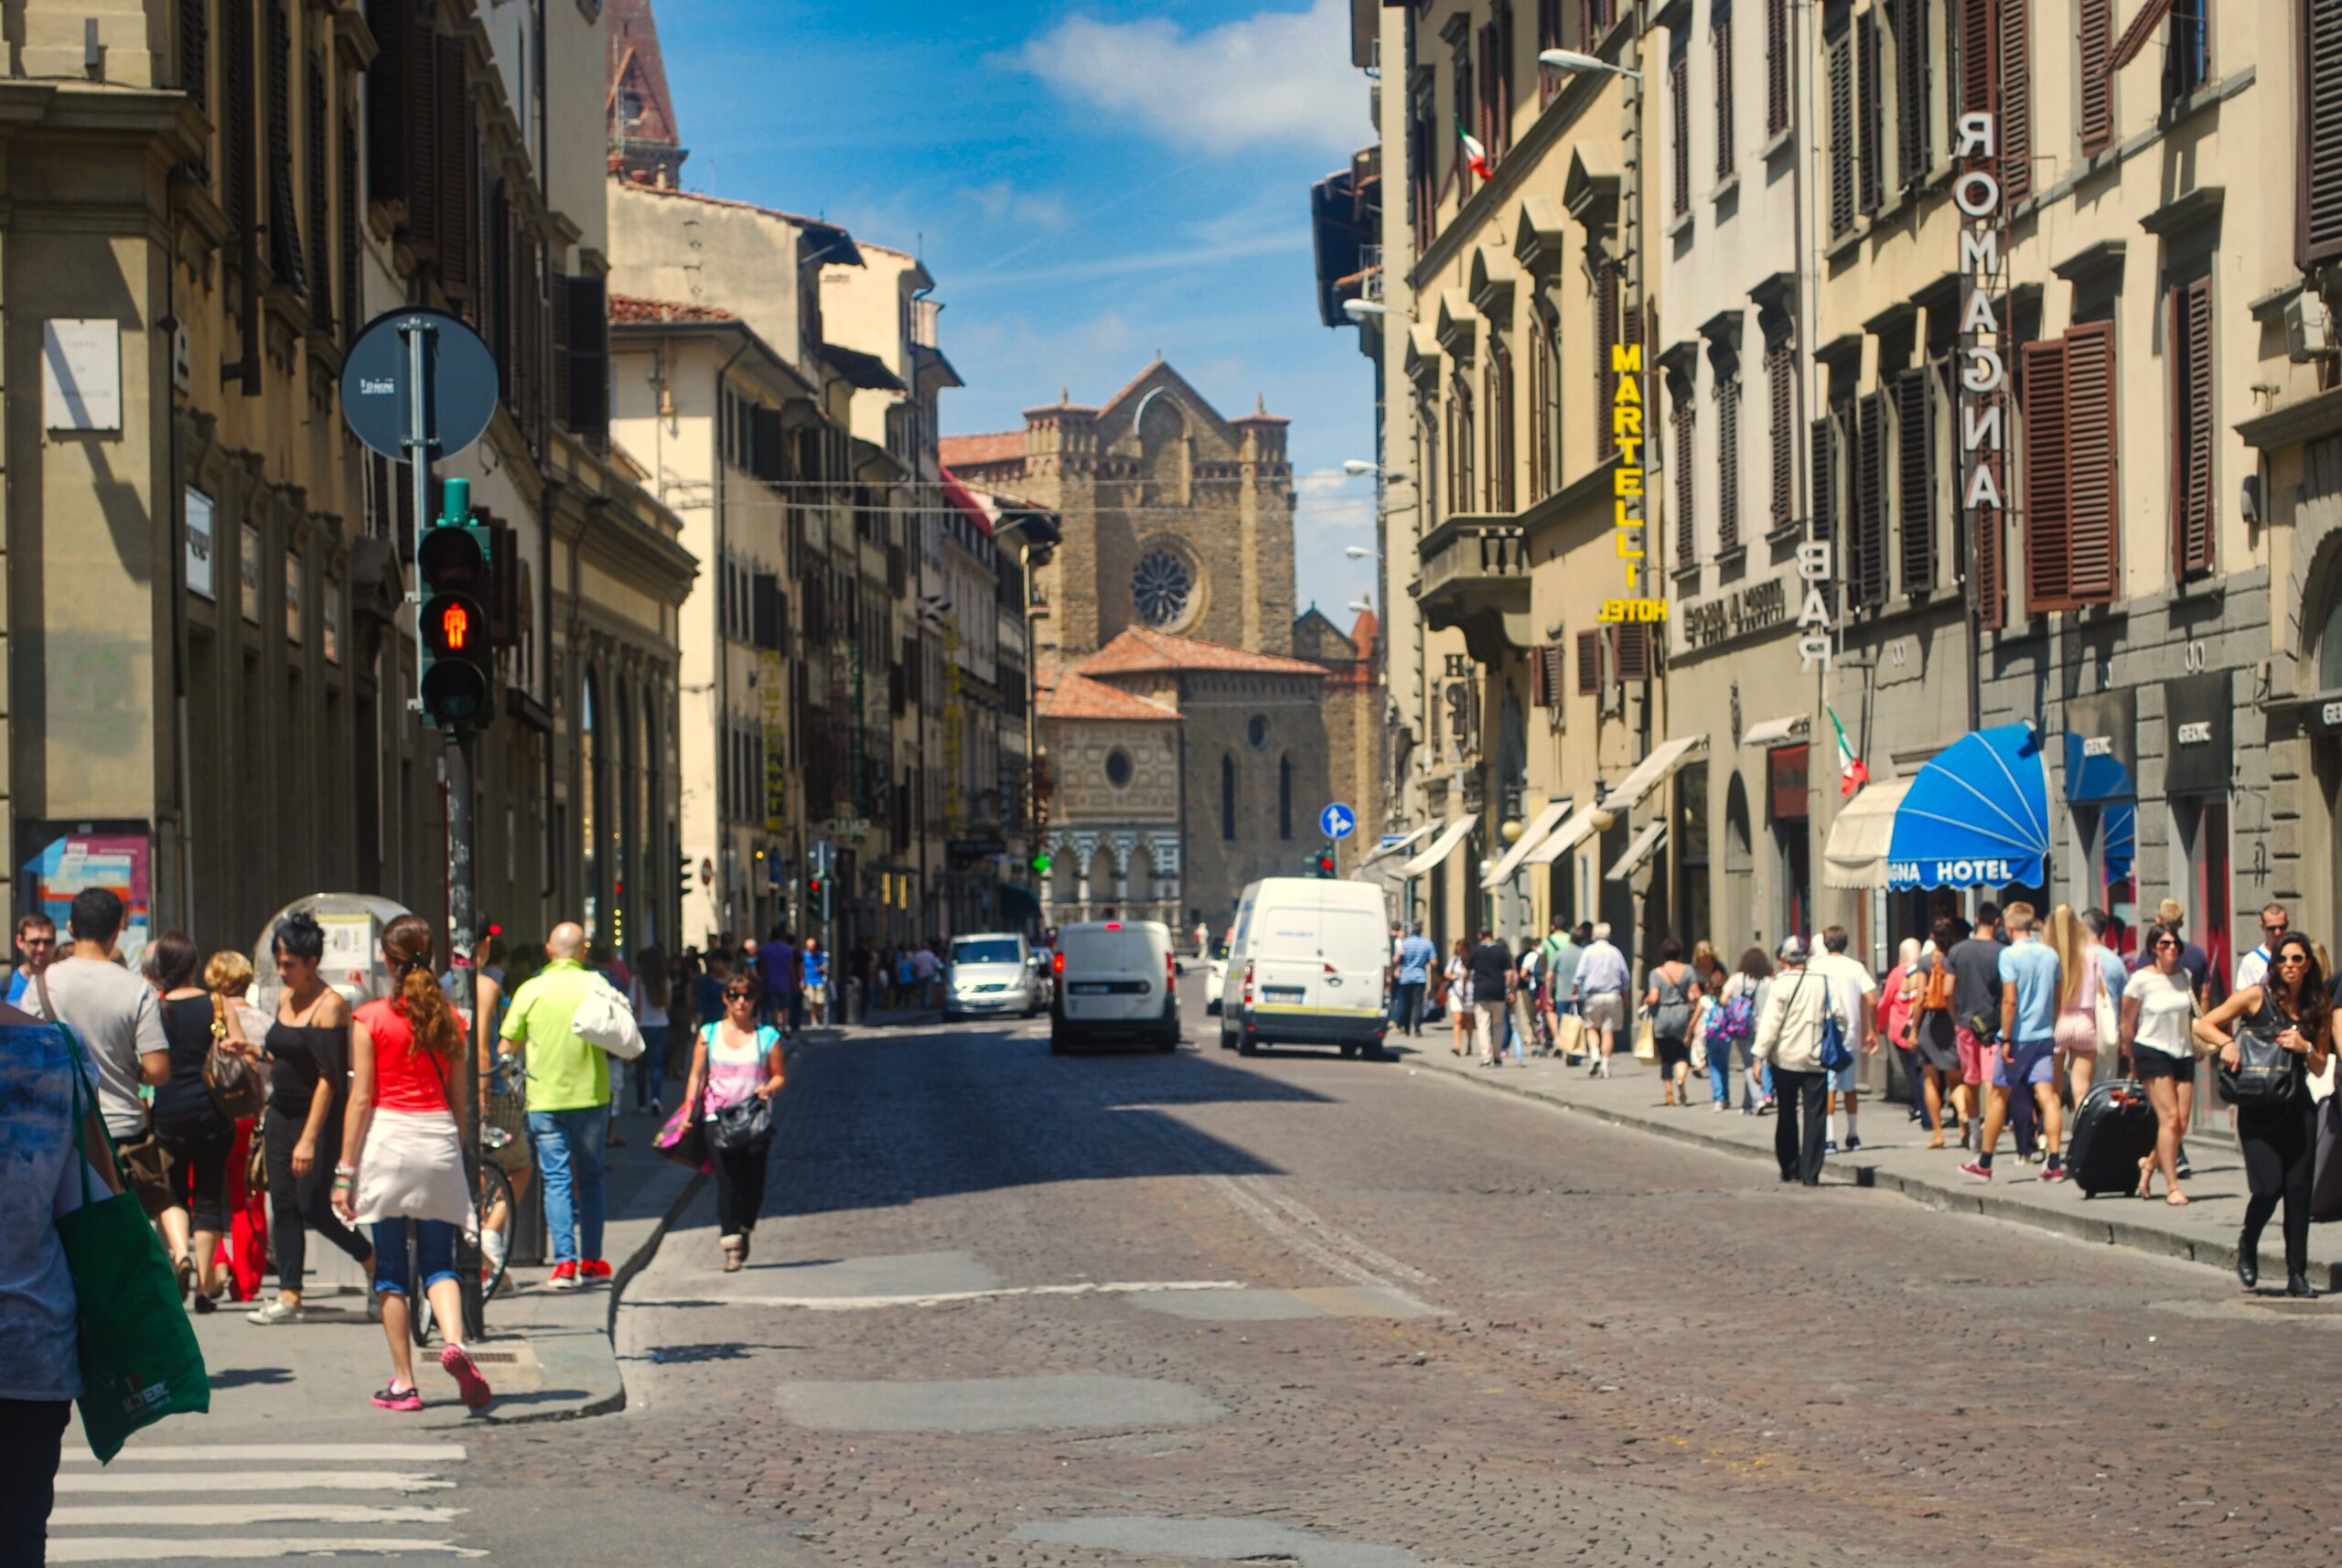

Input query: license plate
[1069,983,1114,994]
[1262,986,1305,1001]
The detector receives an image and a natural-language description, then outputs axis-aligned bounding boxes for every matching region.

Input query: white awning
[1605,821,1668,881]
[1399,816,1477,879]
[1359,823,1434,869]
[1604,735,1710,813]
[1821,777,1916,889]
[1524,802,1606,865]
[1480,798,1574,888]
[1742,714,1810,746]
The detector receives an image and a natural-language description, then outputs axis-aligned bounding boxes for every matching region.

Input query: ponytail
[382,913,459,1063]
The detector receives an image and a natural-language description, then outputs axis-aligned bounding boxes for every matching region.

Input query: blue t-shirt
[2094,946,2127,1008]
[1998,939,2061,1043]
[759,941,799,994]
[1396,935,1436,984]
[693,972,725,1025]
[5,969,27,1006]
[803,950,829,987]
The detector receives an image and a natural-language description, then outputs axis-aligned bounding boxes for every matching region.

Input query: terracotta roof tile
[610,294,738,324]
[1037,667,1182,722]
[1077,627,1328,680]
[939,432,1025,467]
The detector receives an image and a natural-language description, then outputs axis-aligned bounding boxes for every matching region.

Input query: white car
[1219,877,1390,1059]
[1204,934,1231,1014]
[941,933,1042,1022]
[1050,918,1179,1053]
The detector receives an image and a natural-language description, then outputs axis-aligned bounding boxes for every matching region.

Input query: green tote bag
[55,1023,210,1462]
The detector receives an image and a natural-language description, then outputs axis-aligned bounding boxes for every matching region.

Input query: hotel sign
[1600,344,1667,625]
[1955,111,2007,615]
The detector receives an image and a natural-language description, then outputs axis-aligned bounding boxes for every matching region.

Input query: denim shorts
[1993,1036,2057,1090]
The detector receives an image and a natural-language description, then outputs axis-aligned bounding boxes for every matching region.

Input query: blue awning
[2102,801,2135,883]
[1886,723,2051,889]
[2061,728,2136,804]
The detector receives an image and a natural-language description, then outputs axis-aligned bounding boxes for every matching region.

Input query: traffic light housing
[1313,842,1337,878]
[418,477,496,733]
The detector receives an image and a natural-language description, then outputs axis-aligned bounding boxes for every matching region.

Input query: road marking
[1241,1177,1439,1284]
[62,1444,467,1465]
[1204,1176,1441,1315]
[50,1505,466,1528]
[631,1278,1251,1310]
[57,1471,457,1496]
[50,1541,485,1563]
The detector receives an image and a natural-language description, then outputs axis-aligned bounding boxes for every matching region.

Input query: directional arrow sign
[1319,802,1358,841]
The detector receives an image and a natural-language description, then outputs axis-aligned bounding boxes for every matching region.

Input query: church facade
[945,362,1382,933]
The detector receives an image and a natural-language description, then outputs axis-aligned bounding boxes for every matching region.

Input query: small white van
[1218,877,1390,1058]
[1049,918,1179,1053]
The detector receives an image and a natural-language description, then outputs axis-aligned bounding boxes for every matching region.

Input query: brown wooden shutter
[1960,0,1994,120]
[1717,371,1742,553]
[181,0,209,112]
[1895,0,1929,185]
[567,274,610,451]
[1852,390,1888,607]
[2020,336,2070,613]
[1595,264,1619,459]
[1529,644,1552,707]
[2078,0,2113,155]
[2173,275,2216,577]
[339,110,360,346]
[1856,12,1884,216]
[1672,387,1695,565]
[1768,342,1794,531]
[2110,0,2175,68]
[363,0,405,216]
[1542,644,1566,708]
[436,34,474,299]
[2304,0,2342,265]
[222,0,253,242]
[1997,0,2032,204]
[1575,628,1601,695]
[1828,30,1855,236]
[403,13,440,252]
[1896,366,1934,592]
[1810,413,1836,541]
[1614,622,1653,683]
[1671,51,1692,216]
[1496,1,1514,153]
[305,47,332,331]
[1766,0,1789,134]
[1539,0,1563,104]
[548,271,573,430]
[1714,14,1735,177]
[2063,319,2119,603]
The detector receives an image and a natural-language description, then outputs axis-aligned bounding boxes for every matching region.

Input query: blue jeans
[528,1107,608,1265]
[371,1219,459,1297]
[633,1026,669,1110]
[1708,1034,1758,1106]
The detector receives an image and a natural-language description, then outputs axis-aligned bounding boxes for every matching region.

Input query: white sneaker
[246,1299,306,1325]
[651,1097,664,1117]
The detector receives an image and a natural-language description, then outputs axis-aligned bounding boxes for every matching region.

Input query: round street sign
[1319,802,1358,841]
[339,307,500,462]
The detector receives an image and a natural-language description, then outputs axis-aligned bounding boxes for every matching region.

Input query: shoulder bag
[2219,1016,2302,1109]
[203,994,267,1122]
[2090,958,2122,1055]
[1818,978,1854,1073]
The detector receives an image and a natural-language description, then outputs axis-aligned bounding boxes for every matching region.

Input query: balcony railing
[1414,516,1531,660]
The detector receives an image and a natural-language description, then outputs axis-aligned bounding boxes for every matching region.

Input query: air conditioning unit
[2286,293,2336,362]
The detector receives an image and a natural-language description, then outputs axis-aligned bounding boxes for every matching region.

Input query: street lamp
[1538,48,1644,81]
[1344,546,1381,561]
[1342,298,1396,319]
[1346,599,1375,616]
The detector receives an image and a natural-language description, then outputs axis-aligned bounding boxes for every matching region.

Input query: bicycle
[410,1157,514,1348]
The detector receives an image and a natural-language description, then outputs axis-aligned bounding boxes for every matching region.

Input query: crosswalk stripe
[57,1471,456,1496]
[63,1443,467,1465]
[50,1504,465,1528]
[50,1540,484,1563]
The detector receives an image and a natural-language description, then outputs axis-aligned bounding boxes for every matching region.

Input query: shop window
[2172,795,2232,1001]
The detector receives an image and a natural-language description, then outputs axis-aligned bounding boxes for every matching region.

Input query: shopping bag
[1552,1012,1585,1058]
[55,1026,209,1462]
[1631,1014,1657,1064]
[653,1097,710,1171]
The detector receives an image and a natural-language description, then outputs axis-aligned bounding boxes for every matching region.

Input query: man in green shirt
[500,923,611,1289]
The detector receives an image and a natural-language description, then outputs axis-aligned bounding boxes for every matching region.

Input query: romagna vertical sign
[1955,109,2007,618]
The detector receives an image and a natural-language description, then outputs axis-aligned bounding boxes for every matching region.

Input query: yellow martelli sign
[1603,343,1666,626]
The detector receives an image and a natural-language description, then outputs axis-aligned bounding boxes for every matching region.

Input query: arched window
[1278,754,1295,840]
[1486,338,1515,513]
[1221,753,1238,841]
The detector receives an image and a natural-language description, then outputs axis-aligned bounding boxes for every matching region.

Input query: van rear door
[1059,926,1154,1022]
[1249,893,1321,1017]
[1313,902,1386,1021]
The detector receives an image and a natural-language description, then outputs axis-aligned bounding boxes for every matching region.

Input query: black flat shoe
[2288,1273,2315,1298]
[2237,1234,2259,1291]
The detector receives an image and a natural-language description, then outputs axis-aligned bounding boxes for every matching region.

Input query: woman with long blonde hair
[2047,903,2104,1103]
[334,914,493,1412]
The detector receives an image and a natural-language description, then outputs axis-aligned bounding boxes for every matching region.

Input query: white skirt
[349,1108,477,1234]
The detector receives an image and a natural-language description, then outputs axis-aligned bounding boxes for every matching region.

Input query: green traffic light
[1032,854,1052,875]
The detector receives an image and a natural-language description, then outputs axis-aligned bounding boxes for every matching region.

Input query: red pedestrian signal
[417,478,497,732]
[430,601,473,654]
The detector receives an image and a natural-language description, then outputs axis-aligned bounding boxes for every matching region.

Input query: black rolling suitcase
[2068,1078,2158,1197]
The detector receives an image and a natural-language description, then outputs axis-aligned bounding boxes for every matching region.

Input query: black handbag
[709,1093,773,1152]
[2218,1028,2300,1108]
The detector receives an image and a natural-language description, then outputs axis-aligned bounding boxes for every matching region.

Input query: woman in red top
[334,915,493,1412]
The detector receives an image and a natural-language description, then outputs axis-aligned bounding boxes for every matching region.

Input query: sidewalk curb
[1406,1051,2255,1282]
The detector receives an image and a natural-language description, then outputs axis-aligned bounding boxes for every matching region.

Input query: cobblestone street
[468,992,2342,1567]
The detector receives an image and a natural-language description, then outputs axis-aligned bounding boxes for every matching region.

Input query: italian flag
[1457,118,1491,179]
[1829,706,1870,797]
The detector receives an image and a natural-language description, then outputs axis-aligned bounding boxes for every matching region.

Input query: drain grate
[463,1350,522,1365]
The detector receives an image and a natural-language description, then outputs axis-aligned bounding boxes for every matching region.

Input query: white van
[1049,918,1179,1053]
[1218,877,1390,1058]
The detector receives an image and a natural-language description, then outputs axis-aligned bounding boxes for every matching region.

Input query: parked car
[1219,877,1389,1059]
[1203,933,1232,1014]
[942,933,1042,1022]
[1049,918,1178,1053]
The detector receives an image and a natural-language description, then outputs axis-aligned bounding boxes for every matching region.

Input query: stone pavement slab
[1391,1037,2342,1288]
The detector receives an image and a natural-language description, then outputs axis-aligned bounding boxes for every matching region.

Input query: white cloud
[966,179,1072,232]
[951,227,1311,293]
[1294,467,1377,532]
[1014,0,1367,157]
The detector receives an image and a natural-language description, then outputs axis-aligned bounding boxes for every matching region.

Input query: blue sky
[651,0,1381,623]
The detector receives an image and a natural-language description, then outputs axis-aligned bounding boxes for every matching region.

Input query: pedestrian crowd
[1389,897,2338,1293]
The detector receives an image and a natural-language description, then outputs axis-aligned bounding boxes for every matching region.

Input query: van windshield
[1060,929,1141,969]
[951,938,1022,965]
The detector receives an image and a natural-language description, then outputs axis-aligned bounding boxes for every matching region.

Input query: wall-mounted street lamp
[1344,546,1382,561]
[1342,299,1397,319]
[1537,48,1643,82]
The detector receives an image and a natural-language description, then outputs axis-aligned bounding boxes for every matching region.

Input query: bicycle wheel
[476,1159,514,1304]
[407,1224,435,1348]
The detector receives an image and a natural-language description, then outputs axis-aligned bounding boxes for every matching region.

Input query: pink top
[700,1021,779,1117]
[1879,964,1916,1046]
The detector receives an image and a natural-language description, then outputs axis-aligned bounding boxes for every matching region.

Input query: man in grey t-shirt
[26,887,166,1141]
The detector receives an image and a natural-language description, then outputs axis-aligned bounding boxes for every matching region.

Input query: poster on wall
[22,832,150,963]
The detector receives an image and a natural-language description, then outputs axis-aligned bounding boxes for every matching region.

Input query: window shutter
[305,47,332,332]
[2020,336,2071,613]
[403,11,439,252]
[436,33,474,300]
[1810,413,1837,541]
[1997,0,2032,204]
[2078,0,2113,155]
[1717,371,1742,553]
[1575,628,1601,694]
[1852,390,1888,607]
[1672,389,1696,566]
[2063,319,2119,603]
[1974,447,2007,629]
[1542,644,1566,709]
[1896,0,1930,185]
[223,0,253,242]
[1856,12,1884,216]
[1766,0,1789,134]
[1768,342,1794,531]
[1496,1,1514,152]
[752,405,785,481]
[363,0,404,214]
[1960,0,1994,120]
[181,0,209,113]
[1671,51,1692,217]
[753,573,782,650]
[2305,0,2342,265]
[1595,264,1619,459]
[1828,30,1855,236]
[1529,644,1551,706]
[1614,622,1653,683]
[339,110,360,348]
[1896,366,1935,592]
[548,271,573,431]
[2174,275,2217,576]
[566,274,609,451]
[1714,13,1735,177]
[263,1,303,287]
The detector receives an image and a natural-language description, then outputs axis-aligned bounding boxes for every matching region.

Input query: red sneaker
[545,1261,582,1291]
[1959,1160,1992,1181]
[439,1343,494,1410]
[581,1258,614,1283]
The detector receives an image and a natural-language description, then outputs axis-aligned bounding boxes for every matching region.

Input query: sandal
[173,1252,197,1305]
[2165,1191,2191,1207]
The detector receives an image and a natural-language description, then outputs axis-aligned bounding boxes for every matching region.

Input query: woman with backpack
[1708,948,1769,1112]
[1644,938,1702,1107]
[2194,930,2332,1294]
[1910,918,1968,1148]
[682,972,786,1272]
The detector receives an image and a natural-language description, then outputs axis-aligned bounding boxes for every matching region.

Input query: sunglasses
[2265,925,2290,937]
[20,936,52,947]
[725,988,756,1001]
[2277,953,2310,966]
